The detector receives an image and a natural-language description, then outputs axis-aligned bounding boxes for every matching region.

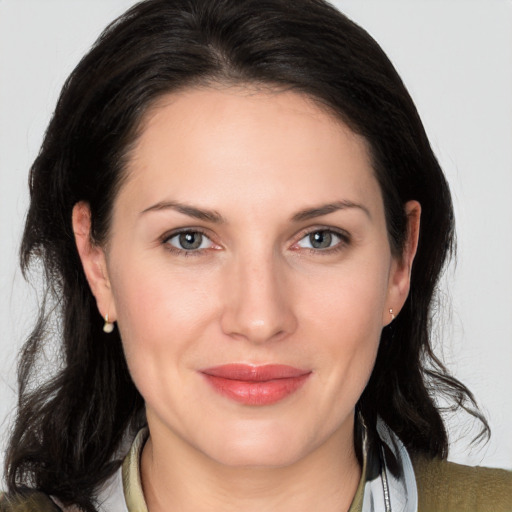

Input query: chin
[210,442,306,469]
[200,420,314,468]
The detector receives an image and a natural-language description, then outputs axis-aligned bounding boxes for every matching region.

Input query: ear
[383,200,421,326]
[72,201,116,322]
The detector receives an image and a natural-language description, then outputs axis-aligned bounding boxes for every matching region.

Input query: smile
[200,364,312,406]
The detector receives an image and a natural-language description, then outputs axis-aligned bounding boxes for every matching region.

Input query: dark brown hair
[5,1,488,510]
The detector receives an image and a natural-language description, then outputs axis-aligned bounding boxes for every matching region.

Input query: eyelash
[292,227,351,255]
[161,228,216,257]
[160,227,351,256]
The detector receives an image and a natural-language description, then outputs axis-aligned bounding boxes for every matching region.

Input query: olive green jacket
[412,455,512,512]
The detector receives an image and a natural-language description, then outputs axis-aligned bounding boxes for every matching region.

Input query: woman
[1,0,510,511]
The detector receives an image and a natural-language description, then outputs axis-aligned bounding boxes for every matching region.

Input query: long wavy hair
[5,0,488,510]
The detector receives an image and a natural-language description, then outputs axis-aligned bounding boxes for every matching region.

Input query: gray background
[1,0,511,474]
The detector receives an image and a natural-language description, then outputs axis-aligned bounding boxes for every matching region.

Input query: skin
[73,87,420,512]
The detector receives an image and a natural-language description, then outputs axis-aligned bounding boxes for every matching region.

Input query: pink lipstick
[200,364,311,405]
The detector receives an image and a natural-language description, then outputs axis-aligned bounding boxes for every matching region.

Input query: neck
[141,417,361,512]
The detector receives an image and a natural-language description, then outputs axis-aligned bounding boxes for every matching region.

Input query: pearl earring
[389,308,395,321]
[103,314,115,333]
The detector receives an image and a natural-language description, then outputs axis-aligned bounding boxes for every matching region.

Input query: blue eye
[166,231,213,251]
[296,230,345,250]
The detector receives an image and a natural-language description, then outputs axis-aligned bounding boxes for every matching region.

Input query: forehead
[119,86,382,219]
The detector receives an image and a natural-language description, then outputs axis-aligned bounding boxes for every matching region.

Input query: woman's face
[75,87,418,467]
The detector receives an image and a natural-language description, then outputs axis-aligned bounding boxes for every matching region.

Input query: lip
[200,364,312,406]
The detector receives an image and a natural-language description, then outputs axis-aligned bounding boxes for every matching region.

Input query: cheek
[107,254,219,383]
[308,284,383,381]
[300,254,389,393]
[301,250,390,336]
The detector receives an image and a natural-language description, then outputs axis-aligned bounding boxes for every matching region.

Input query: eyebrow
[291,200,371,222]
[140,199,370,224]
[140,200,225,223]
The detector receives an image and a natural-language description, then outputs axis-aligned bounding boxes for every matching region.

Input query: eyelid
[161,226,208,242]
[290,226,351,252]
[295,225,351,241]
[160,227,221,254]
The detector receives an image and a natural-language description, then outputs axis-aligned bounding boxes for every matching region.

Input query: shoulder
[0,490,62,512]
[411,453,512,512]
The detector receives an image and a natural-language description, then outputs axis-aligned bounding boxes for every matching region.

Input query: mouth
[200,364,312,406]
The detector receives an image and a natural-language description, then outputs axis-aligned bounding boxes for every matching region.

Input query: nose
[220,252,298,344]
